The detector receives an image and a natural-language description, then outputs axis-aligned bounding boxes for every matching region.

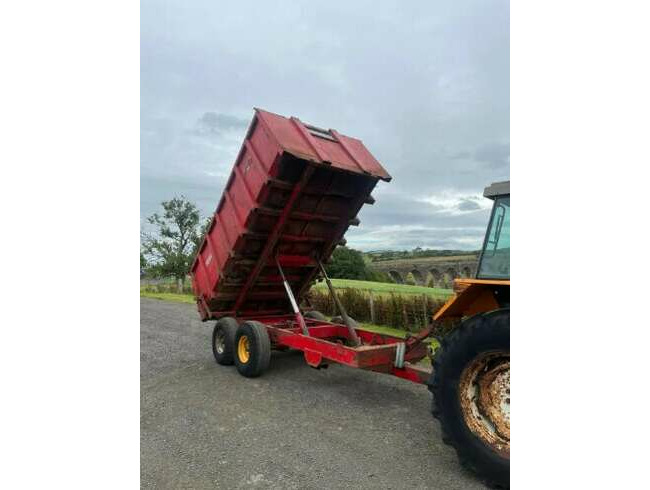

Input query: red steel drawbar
[191,109,433,384]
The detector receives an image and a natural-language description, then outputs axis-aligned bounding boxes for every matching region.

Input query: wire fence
[140,277,193,294]
[307,288,459,335]
[141,277,459,335]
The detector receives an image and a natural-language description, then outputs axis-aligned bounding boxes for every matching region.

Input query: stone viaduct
[368,255,478,288]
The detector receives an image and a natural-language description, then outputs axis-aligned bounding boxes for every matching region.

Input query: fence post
[369,291,376,324]
[422,294,428,327]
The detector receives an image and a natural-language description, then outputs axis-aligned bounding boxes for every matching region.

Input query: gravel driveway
[140,298,488,489]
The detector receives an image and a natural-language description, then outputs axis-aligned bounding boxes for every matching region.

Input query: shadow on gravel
[243,348,431,414]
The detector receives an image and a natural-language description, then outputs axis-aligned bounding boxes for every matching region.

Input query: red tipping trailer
[190,108,431,382]
[191,114,510,487]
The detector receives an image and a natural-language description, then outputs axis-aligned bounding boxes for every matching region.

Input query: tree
[192,216,212,258]
[141,196,202,293]
[326,246,368,280]
[140,252,148,276]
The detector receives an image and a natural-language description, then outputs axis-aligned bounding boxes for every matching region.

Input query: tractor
[428,180,510,487]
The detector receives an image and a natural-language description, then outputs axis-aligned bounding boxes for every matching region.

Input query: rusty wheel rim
[459,351,510,458]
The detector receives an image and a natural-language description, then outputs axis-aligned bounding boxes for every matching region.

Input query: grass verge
[140,291,195,304]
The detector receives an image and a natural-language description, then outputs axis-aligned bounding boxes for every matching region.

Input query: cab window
[477,197,510,279]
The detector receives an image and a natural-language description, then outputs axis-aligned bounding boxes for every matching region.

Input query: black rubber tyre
[428,309,510,489]
[304,310,328,321]
[234,321,272,378]
[212,317,238,365]
[330,315,359,329]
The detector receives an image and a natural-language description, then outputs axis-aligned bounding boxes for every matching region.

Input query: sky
[141,0,509,251]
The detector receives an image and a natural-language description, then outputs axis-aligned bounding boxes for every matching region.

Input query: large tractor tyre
[234,321,272,378]
[212,317,239,365]
[429,309,510,488]
[304,310,328,321]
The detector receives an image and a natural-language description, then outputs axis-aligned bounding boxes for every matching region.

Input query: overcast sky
[141,1,509,251]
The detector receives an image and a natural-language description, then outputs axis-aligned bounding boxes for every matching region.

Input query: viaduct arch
[369,255,478,289]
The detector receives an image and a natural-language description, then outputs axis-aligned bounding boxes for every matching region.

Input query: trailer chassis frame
[231,256,435,385]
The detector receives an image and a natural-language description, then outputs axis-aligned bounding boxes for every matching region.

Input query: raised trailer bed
[190,108,435,383]
[191,108,389,320]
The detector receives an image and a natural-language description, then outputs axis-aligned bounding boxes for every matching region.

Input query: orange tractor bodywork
[434,278,510,322]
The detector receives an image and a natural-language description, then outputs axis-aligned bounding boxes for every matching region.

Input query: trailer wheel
[234,321,271,378]
[212,317,238,365]
[429,309,509,488]
[304,310,328,321]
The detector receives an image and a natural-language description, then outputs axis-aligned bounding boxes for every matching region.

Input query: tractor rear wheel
[429,309,510,488]
[234,321,271,378]
[212,317,238,365]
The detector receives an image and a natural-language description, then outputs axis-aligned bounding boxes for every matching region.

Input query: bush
[365,269,394,283]
[326,246,368,279]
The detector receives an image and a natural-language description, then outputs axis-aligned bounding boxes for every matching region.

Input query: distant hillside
[364,248,479,263]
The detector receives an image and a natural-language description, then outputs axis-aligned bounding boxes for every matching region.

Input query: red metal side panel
[219,197,240,248]
[190,109,391,319]
[248,119,279,171]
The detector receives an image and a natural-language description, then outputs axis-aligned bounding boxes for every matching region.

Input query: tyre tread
[234,321,271,378]
[428,309,510,488]
[212,317,238,365]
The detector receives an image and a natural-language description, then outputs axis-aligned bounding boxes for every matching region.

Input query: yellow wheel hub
[238,336,250,363]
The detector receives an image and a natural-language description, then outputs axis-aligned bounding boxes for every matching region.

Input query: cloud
[457,198,483,211]
[346,224,487,251]
[140,112,248,221]
[474,142,510,170]
[342,186,494,251]
[418,190,492,216]
[140,0,509,251]
[194,112,249,137]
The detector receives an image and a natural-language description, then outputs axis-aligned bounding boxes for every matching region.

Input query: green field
[140,291,195,304]
[141,278,452,302]
[312,278,452,298]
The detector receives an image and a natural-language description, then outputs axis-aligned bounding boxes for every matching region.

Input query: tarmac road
[140,298,488,489]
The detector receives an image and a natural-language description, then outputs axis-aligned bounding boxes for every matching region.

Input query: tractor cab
[432,180,510,320]
[477,181,510,280]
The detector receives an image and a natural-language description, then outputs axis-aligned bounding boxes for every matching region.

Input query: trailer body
[191,108,390,321]
[192,109,431,383]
